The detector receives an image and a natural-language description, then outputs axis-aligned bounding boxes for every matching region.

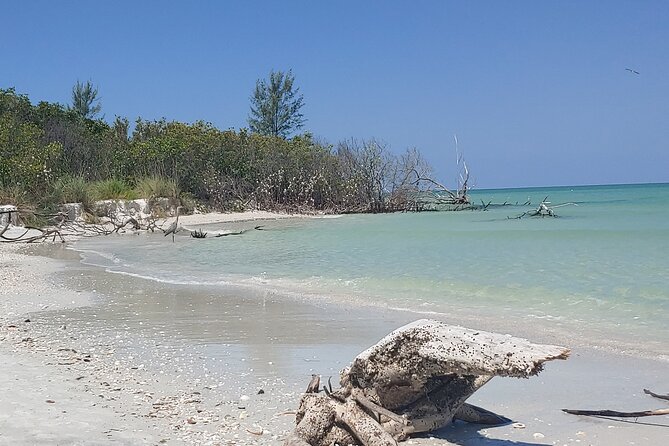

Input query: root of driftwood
[285,320,569,446]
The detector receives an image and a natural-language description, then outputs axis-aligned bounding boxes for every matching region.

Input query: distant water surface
[72,183,669,357]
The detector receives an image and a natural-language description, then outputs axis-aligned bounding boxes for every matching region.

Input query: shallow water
[72,183,669,357]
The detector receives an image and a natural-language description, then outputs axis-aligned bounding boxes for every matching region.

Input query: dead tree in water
[285,319,569,446]
[509,196,577,219]
[396,137,471,212]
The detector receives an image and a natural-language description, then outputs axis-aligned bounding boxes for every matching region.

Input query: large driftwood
[286,319,569,446]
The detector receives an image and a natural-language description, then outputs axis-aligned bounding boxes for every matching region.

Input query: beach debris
[190,228,207,238]
[187,417,197,424]
[284,319,569,446]
[46,399,55,404]
[563,408,669,418]
[0,204,166,243]
[213,225,264,238]
[511,422,526,429]
[564,388,669,419]
[258,389,265,394]
[644,388,669,401]
[246,425,264,435]
[509,196,577,219]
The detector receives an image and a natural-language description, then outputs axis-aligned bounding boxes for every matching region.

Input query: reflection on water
[44,261,409,384]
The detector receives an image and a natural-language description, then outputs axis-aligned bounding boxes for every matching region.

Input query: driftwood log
[563,388,669,419]
[285,319,569,446]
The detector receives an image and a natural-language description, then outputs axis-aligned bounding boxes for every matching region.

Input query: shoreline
[1,213,668,445]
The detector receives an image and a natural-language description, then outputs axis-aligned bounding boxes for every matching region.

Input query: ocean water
[72,183,669,357]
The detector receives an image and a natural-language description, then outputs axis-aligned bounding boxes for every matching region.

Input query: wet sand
[1,240,668,445]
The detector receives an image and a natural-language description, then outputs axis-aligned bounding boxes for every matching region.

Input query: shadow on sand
[414,420,545,446]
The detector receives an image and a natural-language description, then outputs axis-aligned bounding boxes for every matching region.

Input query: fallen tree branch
[644,389,669,401]
[563,408,669,418]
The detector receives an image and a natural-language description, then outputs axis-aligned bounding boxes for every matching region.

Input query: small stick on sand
[644,389,669,401]
[563,408,669,418]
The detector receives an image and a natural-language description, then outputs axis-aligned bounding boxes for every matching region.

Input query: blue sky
[2,1,667,188]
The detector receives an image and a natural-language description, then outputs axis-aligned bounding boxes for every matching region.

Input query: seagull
[625,68,640,75]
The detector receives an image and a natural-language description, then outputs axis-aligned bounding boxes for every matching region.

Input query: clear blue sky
[2,1,667,188]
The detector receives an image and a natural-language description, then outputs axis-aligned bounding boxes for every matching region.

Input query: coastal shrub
[91,179,137,200]
[135,176,180,200]
[177,192,199,215]
[0,185,46,226]
[0,185,33,210]
[1,87,449,216]
[51,176,94,210]
[0,111,62,197]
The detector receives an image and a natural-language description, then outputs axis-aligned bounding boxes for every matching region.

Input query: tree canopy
[1,86,458,217]
[71,80,102,119]
[248,70,305,138]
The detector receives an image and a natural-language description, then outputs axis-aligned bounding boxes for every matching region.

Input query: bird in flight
[625,68,640,75]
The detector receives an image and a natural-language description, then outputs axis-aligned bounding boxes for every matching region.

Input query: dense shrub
[135,176,180,200]
[0,88,442,215]
[91,179,137,200]
[51,176,94,210]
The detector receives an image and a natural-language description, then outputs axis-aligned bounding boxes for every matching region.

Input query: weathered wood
[286,320,569,446]
[644,388,669,401]
[306,375,321,394]
[350,388,408,426]
[335,400,398,446]
[344,320,569,389]
[563,408,669,418]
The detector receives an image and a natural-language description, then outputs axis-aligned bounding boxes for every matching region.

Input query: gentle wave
[69,183,669,358]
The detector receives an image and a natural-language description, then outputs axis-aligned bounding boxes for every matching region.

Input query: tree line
[1,71,465,218]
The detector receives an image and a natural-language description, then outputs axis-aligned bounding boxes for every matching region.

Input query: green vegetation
[52,176,93,210]
[91,179,137,201]
[248,70,305,138]
[1,83,449,218]
[70,80,102,119]
[135,176,180,201]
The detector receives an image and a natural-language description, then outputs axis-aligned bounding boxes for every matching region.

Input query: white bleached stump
[285,319,570,446]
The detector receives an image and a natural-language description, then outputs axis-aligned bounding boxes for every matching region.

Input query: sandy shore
[1,212,668,445]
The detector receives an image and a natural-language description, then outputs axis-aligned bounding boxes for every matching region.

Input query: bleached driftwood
[509,196,578,219]
[285,319,569,446]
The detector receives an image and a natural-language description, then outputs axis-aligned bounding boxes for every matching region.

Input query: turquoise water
[73,183,669,356]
